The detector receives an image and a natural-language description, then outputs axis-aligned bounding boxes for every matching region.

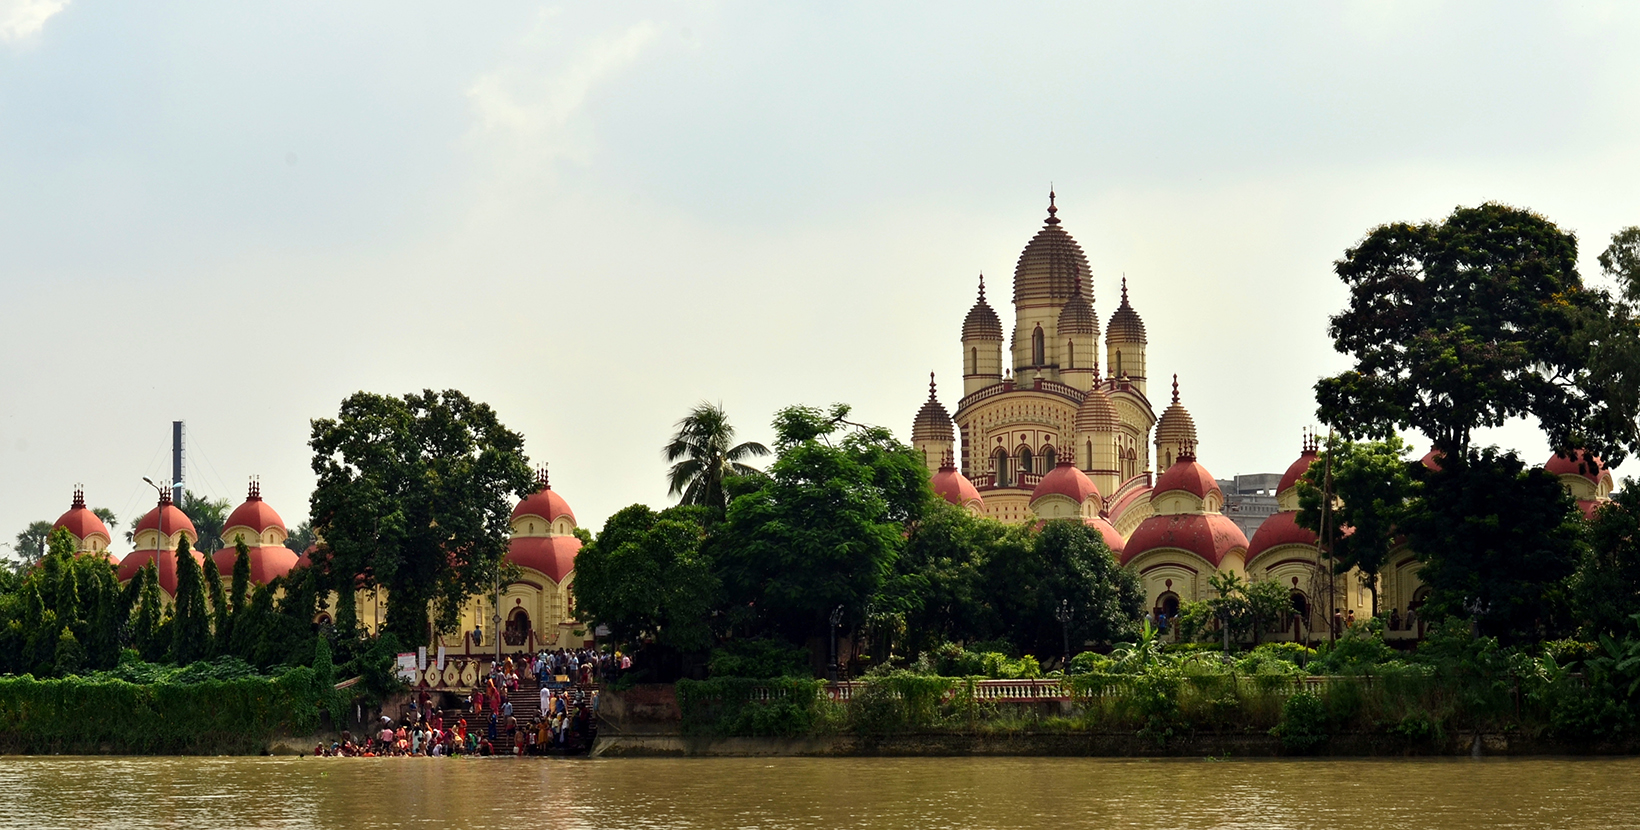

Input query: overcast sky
[4,1,1639,543]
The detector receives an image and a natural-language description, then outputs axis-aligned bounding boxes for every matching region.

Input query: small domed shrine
[1117,444,1249,614]
[51,487,116,563]
[214,479,299,585]
[117,488,203,598]
[1546,450,1615,519]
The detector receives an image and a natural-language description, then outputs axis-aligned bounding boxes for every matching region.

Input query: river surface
[1,756,1636,829]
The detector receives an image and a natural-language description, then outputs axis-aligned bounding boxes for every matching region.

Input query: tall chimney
[172,420,185,505]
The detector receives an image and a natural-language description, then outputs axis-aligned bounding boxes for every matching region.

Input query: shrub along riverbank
[0,654,333,755]
[669,621,1640,755]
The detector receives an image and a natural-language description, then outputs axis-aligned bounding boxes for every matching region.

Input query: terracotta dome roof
[1075,384,1118,433]
[1088,516,1125,556]
[931,453,983,507]
[1105,276,1147,345]
[117,546,206,595]
[1057,288,1098,336]
[511,469,576,526]
[1121,512,1248,567]
[1420,447,1444,472]
[223,480,286,537]
[134,491,197,539]
[962,276,1004,342]
[1154,375,1197,447]
[1031,458,1101,505]
[52,488,111,542]
[1277,437,1321,494]
[1153,450,1220,501]
[1245,510,1319,567]
[911,374,955,443]
[1012,191,1093,307]
[210,545,298,585]
[1546,450,1606,483]
[505,535,581,583]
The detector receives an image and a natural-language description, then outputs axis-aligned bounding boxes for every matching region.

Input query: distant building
[1218,473,1281,540]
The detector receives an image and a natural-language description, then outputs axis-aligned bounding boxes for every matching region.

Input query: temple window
[1032,326,1045,365]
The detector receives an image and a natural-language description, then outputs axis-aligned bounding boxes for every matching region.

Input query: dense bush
[0,668,320,754]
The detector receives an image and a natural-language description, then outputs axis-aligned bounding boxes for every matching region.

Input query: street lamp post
[1054,599,1073,668]
[141,477,166,548]
[827,605,844,682]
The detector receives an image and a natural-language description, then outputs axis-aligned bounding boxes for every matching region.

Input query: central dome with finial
[1013,190,1093,308]
[1107,275,1146,344]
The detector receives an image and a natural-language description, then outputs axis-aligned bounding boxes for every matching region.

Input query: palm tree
[665,402,770,512]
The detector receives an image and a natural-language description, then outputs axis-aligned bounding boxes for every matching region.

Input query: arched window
[993,449,1011,486]
[1032,325,1045,366]
[1042,445,1056,469]
[1086,440,1093,468]
[1114,350,1123,377]
[1066,340,1075,368]
[1019,446,1034,474]
[969,347,977,374]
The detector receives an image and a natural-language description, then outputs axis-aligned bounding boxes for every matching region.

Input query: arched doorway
[1289,590,1310,640]
[1154,591,1181,636]
[504,607,532,647]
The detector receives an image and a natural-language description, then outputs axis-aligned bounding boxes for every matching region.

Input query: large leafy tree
[889,503,1013,656]
[665,402,770,513]
[170,536,212,664]
[983,520,1143,657]
[1295,436,1417,617]
[572,504,719,671]
[1400,449,1582,644]
[716,404,931,644]
[1570,483,1640,638]
[1315,204,1629,463]
[283,520,315,555]
[308,389,533,645]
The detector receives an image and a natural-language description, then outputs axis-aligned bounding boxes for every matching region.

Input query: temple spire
[1171,373,1180,405]
[1045,187,1059,226]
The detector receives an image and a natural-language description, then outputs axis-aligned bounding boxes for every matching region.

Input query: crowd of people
[313,648,625,758]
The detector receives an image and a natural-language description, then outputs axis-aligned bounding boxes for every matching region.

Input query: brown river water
[2,756,1636,829]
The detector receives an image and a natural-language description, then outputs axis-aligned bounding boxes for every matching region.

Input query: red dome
[1245,511,1319,567]
[1546,451,1605,483]
[505,535,581,583]
[1277,449,1319,495]
[1153,457,1219,501]
[53,489,111,542]
[1088,516,1125,556]
[931,466,982,507]
[210,545,298,585]
[224,481,286,537]
[135,502,197,539]
[117,547,206,595]
[513,469,575,526]
[1031,460,1101,505]
[1420,447,1444,472]
[1121,512,1248,567]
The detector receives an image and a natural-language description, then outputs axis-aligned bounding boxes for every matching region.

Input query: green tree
[573,504,719,661]
[169,537,212,664]
[1570,483,1640,638]
[1315,204,1625,463]
[984,520,1143,657]
[717,404,930,645]
[179,491,232,553]
[1295,437,1417,617]
[10,520,52,569]
[229,539,251,624]
[204,554,230,656]
[283,520,315,555]
[1400,449,1582,644]
[665,402,770,514]
[892,503,1010,656]
[308,389,534,645]
[131,563,164,662]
